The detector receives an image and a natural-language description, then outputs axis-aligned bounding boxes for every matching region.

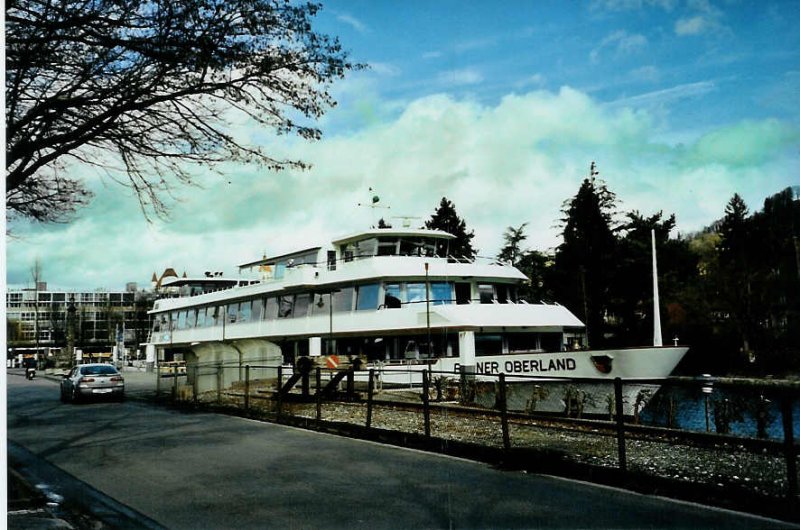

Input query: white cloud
[674,0,730,37]
[608,80,716,107]
[590,30,648,62]
[7,87,797,290]
[336,13,368,33]
[436,68,484,86]
[591,0,677,11]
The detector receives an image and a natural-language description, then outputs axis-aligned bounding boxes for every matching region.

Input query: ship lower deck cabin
[265,329,581,366]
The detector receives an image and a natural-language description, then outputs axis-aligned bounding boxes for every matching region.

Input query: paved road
[6,370,795,529]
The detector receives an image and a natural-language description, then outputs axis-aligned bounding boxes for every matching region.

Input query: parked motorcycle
[25,367,36,380]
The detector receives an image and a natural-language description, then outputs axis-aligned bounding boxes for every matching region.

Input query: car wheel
[60,387,68,403]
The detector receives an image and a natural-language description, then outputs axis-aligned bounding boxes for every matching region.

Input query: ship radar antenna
[358,187,390,228]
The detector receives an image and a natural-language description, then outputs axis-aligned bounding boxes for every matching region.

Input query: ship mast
[651,229,663,347]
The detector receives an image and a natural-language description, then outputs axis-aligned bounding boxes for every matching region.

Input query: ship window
[310,293,329,316]
[196,307,206,328]
[399,239,421,256]
[540,333,562,352]
[176,311,187,329]
[278,296,294,318]
[377,238,398,256]
[478,284,494,304]
[294,294,310,317]
[406,283,426,304]
[496,285,509,304]
[327,251,337,271]
[251,298,263,321]
[356,284,379,310]
[430,282,452,305]
[187,309,196,328]
[455,283,471,304]
[239,301,251,323]
[274,263,286,279]
[508,333,540,353]
[475,334,503,356]
[333,287,354,312]
[170,312,178,330]
[264,297,278,320]
[227,304,238,323]
[384,283,402,308]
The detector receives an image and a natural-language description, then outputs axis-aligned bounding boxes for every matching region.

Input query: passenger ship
[146,226,688,405]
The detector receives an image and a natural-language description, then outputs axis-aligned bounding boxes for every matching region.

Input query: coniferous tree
[498,223,529,266]
[717,193,756,360]
[425,197,477,259]
[552,166,617,347]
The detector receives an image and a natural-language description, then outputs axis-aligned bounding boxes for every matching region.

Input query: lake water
[638,385,800,440]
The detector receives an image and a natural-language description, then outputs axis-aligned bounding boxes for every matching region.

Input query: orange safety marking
[325,355,339,369]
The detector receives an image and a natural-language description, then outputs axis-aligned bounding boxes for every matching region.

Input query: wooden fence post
[216,363,222,404]
[499,373,510,450]
[422,370,431,438]
[366,369,375,429]
[315,367,322,427]
[244,365,250,412]
[276,365,283,420]
[782,395,798,498]
[614,377,627,474]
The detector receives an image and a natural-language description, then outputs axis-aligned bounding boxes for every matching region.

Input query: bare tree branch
[6,0,362,222]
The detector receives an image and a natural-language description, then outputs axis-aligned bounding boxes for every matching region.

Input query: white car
[60,363,125,403]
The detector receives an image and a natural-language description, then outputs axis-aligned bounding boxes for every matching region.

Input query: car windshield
[80,365,119,376]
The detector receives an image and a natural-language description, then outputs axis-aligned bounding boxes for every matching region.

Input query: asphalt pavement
[6,368,797,529]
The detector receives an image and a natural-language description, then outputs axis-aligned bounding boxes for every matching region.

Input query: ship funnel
[652,229,663,347]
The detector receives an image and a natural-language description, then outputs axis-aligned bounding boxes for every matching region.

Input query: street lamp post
[425,262,431,357]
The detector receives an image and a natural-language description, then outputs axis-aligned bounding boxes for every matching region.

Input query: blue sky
[6,0,800,291]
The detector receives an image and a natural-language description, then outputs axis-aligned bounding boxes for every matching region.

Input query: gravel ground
[198,388,793,499]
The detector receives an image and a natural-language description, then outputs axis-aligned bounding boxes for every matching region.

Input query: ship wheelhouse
[147,228,586,366]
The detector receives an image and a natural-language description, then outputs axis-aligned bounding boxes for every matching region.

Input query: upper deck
[151,228,526,313]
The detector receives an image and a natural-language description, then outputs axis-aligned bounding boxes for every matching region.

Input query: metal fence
[153,361,799,508]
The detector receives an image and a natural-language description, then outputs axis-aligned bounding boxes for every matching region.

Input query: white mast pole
[651,229,663,347]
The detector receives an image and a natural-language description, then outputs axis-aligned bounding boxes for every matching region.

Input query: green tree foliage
[498,223,528,265]
[496,223,553,302]
[717,193,758,360]
[516,250,554,303]
[500,172,798,373]
[553,171,617,347]
[425,197,477,259]
[607,211,699,348]
[6,0,359,222]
